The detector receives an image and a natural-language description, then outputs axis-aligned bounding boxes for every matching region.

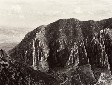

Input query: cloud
[11,5,22,12]
[10,5,24,18]
[1,0,112,27]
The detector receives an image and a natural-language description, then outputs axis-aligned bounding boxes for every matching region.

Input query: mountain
[7,18,112,84]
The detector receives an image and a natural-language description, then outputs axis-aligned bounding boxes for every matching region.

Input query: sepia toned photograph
[0,0,112,85]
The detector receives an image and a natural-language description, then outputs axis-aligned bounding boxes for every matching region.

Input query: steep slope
[8,18,112,84]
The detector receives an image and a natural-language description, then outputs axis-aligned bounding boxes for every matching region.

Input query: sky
[0,0,112,43]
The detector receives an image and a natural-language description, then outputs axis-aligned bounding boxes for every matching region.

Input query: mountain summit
[8,18,112,84]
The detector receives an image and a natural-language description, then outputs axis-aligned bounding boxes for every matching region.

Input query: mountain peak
[8,18,112,84]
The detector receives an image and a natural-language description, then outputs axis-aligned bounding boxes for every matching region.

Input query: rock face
[8,18,112,84]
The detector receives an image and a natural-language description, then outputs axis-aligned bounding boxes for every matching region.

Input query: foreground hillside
[0,49,58,85]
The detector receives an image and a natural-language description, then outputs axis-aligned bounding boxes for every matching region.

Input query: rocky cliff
[8,18,112,84]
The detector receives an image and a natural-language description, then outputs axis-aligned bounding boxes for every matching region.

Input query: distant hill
[0,42,18,52]
[0,26,33,44]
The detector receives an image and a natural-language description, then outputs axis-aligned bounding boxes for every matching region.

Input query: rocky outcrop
[8,18,112,84]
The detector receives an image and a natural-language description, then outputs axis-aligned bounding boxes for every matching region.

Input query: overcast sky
[0,0,112,43]
[0,0,112,28]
